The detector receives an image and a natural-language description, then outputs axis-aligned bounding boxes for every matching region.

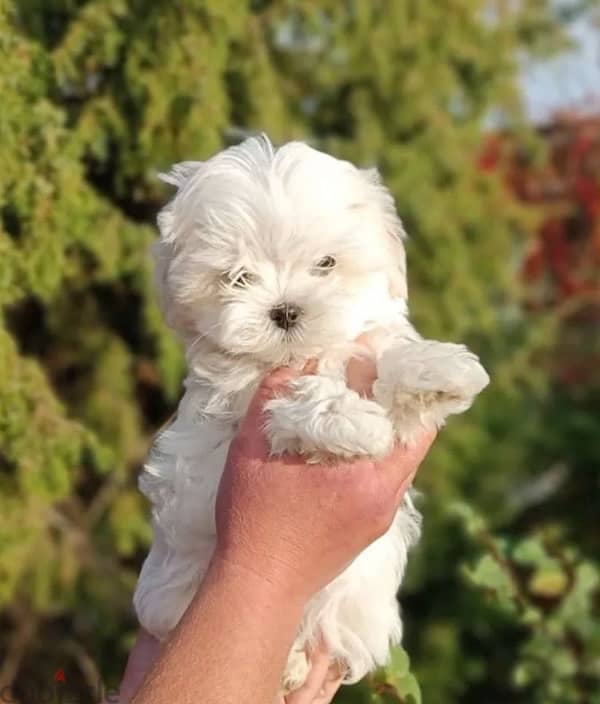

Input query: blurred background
[0,1,599,702]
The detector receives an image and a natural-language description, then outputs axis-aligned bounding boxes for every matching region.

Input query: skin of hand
[213,367,433,603]
[117,345,434,704]
[118,630,344,704]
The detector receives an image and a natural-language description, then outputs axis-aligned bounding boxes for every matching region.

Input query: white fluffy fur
[134,135,489,692]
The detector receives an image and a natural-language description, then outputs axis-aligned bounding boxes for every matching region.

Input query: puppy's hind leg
[134,531,210,641]
[265,375,395,460]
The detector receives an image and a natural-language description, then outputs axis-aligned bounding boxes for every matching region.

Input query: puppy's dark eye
[313,256,336,275]
[229,270,254,288]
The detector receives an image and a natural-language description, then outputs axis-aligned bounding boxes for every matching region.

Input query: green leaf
[512,538,549,566]
[396,674,422,704]
[464,554,517,610]
[380,647,422,704]
[528,568,569,598]
[386,647,410,681]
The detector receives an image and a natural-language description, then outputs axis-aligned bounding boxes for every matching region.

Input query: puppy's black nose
[270,303,301,330]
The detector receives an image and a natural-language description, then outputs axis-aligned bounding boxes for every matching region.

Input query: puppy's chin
[216,327,348,367]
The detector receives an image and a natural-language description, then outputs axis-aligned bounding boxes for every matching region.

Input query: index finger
[236,367,300,456]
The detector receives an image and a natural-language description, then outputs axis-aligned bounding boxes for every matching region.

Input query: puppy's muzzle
[270,303,302,330]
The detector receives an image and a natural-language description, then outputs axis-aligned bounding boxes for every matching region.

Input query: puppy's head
[154,135,407,366]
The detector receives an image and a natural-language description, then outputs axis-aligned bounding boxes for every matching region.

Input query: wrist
[207,547,312,611]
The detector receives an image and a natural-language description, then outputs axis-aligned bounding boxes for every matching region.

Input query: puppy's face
[155,137,407,366]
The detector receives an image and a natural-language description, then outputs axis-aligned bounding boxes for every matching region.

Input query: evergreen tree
[0,1,597,701]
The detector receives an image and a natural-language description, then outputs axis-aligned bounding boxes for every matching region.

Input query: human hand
[213,364,434,605]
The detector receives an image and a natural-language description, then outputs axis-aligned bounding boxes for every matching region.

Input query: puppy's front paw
[265,376,394,460]
[374,340,489,444]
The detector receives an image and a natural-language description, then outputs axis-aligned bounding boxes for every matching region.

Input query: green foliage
[340,647,421,704]
[0,0,598,702]
[455,502,600,703]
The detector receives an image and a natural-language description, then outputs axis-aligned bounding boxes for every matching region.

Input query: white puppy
[134,135,489,691]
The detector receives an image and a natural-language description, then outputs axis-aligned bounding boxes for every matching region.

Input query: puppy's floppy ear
[153,161,205,323]
[156,161,204,244]
[361,168,408,300]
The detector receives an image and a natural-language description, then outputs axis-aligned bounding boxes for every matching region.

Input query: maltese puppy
[133,134,489,691]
